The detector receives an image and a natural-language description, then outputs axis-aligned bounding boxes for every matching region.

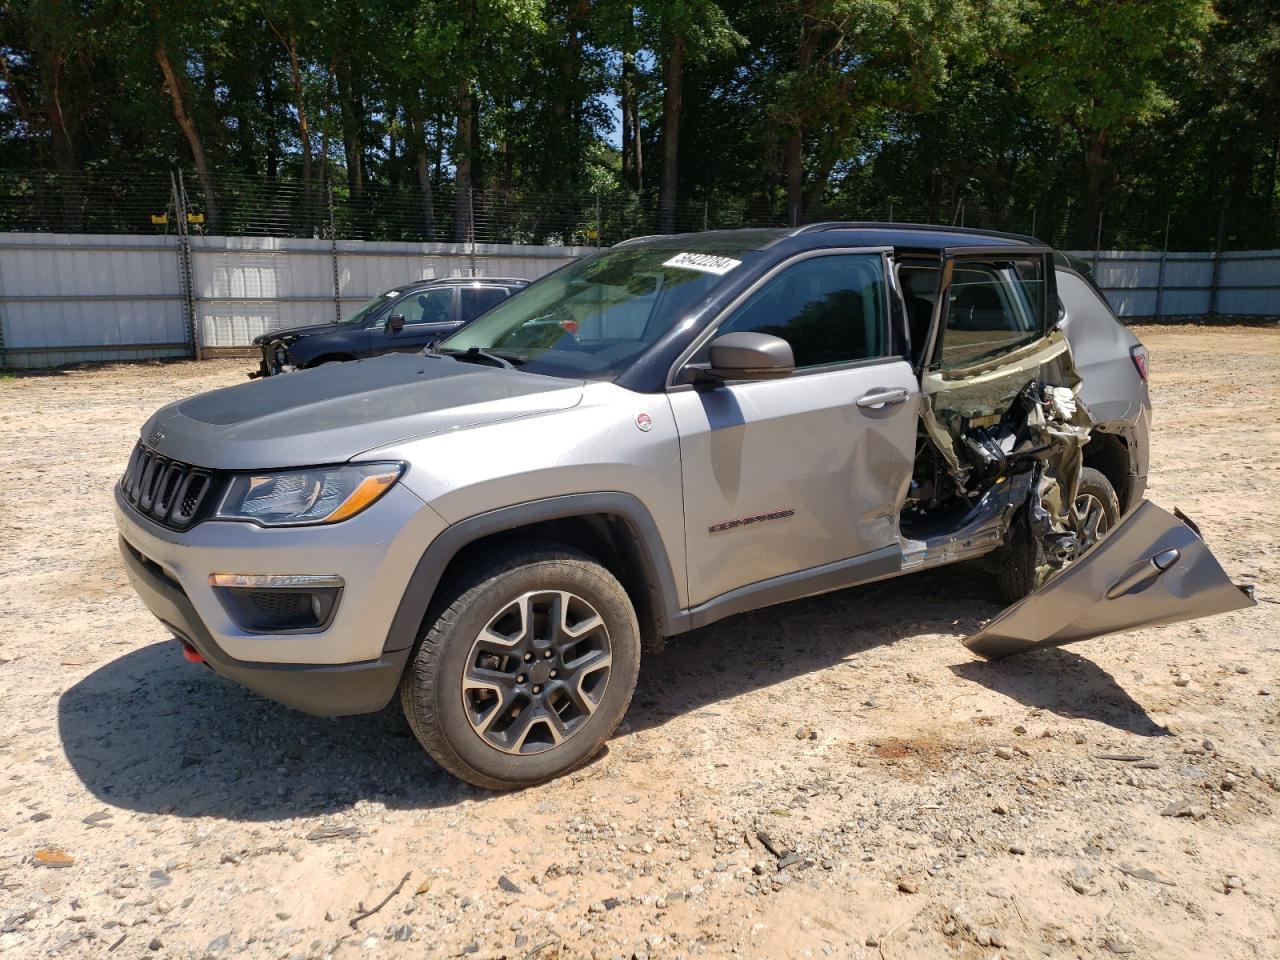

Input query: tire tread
[399,543,638,790]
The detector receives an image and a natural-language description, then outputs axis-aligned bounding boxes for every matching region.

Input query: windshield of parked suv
[338,290,399,325]
[435,234,776,379]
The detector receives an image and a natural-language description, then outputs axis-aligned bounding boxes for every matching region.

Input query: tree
[1009,0,1215,237]
[151,9,222,229]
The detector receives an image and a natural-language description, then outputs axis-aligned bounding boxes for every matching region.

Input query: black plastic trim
[382,492,689,655]
[685,544,902,630]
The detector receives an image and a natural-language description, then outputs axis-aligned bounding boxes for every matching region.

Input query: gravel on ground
[0,325,1276,959]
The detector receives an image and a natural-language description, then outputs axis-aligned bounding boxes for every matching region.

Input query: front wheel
[996,466,1121,605]
[400,544,640,789]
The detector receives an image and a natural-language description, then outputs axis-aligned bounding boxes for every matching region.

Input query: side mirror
[387,314,406,332]
[704,332,794,382]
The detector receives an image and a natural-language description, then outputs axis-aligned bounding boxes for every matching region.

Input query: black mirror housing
[704,332,795,382]
[387,314,407,332]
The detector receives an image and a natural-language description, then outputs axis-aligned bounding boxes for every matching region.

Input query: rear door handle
[1105,548,1181,599]
[855,388,909,409]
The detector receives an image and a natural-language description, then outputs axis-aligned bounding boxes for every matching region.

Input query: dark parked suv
[250,276,529,377]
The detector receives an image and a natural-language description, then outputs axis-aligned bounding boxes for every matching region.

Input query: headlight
[213,463,404,526]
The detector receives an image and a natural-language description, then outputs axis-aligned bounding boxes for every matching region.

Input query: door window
[940,260,1044,368]
[391,287,454,326]
[709,253,887,369]
[460,286,510,324]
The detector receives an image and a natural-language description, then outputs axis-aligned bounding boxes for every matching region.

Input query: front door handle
[855,388,909,409]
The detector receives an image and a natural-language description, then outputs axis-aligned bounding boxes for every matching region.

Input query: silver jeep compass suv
[115,224,1254,789]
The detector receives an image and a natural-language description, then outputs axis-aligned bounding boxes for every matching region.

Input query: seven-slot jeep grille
[120,442,216,529]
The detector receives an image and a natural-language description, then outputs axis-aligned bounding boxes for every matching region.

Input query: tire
[399,543,641,790]
[996,466,1121,605]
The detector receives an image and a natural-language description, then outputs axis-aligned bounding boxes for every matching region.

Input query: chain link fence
[3,168,1274,252]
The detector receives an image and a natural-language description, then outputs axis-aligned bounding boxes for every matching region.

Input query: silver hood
[140,353,584,470]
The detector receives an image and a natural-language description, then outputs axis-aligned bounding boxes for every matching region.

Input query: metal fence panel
[0,232,188,366]
[2,234,1275,368]
[1065,249,1276,318]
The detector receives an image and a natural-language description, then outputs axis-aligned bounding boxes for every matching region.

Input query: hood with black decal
[141,354,585,470]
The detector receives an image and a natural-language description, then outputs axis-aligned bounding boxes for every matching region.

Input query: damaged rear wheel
[997,466,1120,604]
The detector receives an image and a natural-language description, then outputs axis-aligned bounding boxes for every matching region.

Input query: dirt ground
[1,326,1277,960]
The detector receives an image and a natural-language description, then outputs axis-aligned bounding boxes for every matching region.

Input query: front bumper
[114,481,447,715]
[247,340,301,378]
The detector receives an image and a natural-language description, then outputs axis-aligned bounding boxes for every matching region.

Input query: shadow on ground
[59,564,1163,821]
[950,648,1172,737]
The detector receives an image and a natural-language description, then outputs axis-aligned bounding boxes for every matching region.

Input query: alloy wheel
[1073,491,1111,549]
[461,590,612,755]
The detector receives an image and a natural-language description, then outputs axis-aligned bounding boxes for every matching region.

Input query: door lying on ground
[964,500,1255,659]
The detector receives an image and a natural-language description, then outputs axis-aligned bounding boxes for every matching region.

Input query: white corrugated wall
[1,234,1275,367]
[1,233,590,366]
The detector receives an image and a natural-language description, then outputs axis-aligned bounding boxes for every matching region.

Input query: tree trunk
[1083,129,1108,246]
[387,101,400,188]
[410,103,436,239]
[454,79,473,241]
[43,56,81,228]
[269,23,312,227]
[336,61,364,200]
[784,130,804,226]
[659,34,686,233]
[470,87,483,193]
[621,50,643,192]
[804,150,839,222]
[156,40,219,230]
[272,27,311,193]
[319,65,334,187]
[262,67,279,179]
[784,2,820,226]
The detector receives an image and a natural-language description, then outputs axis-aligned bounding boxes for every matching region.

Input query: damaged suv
[115,224,1255,789]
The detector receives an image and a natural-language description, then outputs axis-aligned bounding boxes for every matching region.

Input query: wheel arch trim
[382,492,688,656]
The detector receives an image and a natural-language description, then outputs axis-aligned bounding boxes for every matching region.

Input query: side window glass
[940,260,1044,369]
[395,287,453,326]
[711,253,887,368]
[460,287,509,324]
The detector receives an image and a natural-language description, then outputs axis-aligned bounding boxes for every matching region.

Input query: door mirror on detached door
[704,332,795,382]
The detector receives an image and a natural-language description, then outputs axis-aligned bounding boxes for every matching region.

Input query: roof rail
[788,221,1040,245]
[612,234,665,247]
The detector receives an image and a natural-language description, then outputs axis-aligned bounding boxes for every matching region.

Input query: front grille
[121,442,217,529]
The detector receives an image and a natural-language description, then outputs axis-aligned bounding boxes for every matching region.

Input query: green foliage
[0,0,1275,247]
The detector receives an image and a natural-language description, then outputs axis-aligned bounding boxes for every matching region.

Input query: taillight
[1130,345,1149,382]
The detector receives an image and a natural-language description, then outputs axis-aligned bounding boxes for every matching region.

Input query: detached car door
[668,248,918,610]
[965,500,1255,658]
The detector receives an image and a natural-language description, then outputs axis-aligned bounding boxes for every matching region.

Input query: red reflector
[180,641,205,664]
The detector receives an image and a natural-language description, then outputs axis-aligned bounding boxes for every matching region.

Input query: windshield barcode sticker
[662,252,742,275]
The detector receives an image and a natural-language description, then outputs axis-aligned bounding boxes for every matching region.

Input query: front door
[373,285,459,354]
[668,250,919,608]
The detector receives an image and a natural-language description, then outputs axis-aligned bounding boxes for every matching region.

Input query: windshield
[436,234,777,379]
[338,290,399,326]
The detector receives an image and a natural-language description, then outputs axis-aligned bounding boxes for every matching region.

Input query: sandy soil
[0,326,1277,960]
